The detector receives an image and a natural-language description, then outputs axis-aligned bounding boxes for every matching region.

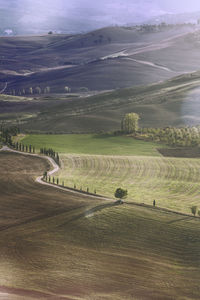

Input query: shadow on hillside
[167,216,193,224]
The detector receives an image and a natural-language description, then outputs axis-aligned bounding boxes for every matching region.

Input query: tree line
[7,86,51,96]
[42,173,97,195]
[0,125,20,145]
[12,142,35,153]
[7,85,73,96]
[137,126,200,147]
[40,148,60,166]
[121,113,200,148]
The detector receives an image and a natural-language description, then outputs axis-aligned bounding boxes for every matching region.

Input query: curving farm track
[0,149,200,299]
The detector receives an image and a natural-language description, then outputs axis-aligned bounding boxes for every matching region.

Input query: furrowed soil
[1,152,200,299]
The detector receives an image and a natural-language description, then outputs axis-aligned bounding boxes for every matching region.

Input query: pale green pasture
[57,154,200,214]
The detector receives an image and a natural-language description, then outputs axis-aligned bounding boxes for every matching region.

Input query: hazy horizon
[1,0,200,34]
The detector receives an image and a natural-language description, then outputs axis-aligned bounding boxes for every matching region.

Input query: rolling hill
[1,25,199,94]
[1,151,200,299]
[1,69,200,132]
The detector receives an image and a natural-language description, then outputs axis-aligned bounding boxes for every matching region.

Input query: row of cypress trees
[13,142,35,153]
[40,148,60,165]
[43,173,97,194]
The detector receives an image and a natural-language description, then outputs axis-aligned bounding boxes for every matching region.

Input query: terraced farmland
[58,154,200,214]
[1,151,200,299]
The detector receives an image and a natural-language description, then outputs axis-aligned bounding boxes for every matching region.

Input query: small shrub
[191,206,198,216]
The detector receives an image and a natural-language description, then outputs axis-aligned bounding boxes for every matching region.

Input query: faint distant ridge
[147,11,200,25]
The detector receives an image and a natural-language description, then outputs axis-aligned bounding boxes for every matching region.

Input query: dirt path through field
[101,30,198,72]
[1,145,199,219]
[122,57,176,72]
[0,145,112,201]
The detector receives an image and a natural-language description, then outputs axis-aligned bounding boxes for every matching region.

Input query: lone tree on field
[114,188,128,203]
[121,113,140,134]
[191,206,198,216]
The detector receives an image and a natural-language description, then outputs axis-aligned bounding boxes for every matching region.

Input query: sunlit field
[56,154,200,214]
[21,134,200,214]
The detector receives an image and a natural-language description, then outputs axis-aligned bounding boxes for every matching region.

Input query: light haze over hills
[1,0,200,35]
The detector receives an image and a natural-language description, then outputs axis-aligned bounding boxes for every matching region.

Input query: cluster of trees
[13,142,35,153]
[0,125,20,145]
[121,113,140,134]
[7,86,51,96]
[93,34,111,45]
[7,85,74,96]
[137,126,200,147]
[64,86,71,93]
[40,147,60,165]
[120,113,200,148]
[126,23,196,33]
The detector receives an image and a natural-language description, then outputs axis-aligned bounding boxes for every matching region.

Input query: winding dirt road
[100,31,198,73]
[122,57,176,72]
[0,145,112,201]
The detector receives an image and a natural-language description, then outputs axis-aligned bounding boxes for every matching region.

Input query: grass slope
[21,134,164,156]
[1,152,200,299]
[9,70,200,133]
[57,154,200,214]
[21,134,200,213]
[2,65,200,133]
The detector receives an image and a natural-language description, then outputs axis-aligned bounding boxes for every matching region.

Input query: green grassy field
[1,152,200,299]
[57,154,200,214]
[21,134,164,156]
[21,134,200,214]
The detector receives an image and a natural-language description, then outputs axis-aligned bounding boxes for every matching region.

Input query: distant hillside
[2,70,200,132]
[0,25,199,94]
[148,11,200,25]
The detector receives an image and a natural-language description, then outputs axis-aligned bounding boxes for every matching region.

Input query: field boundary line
[125,202,200,219]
